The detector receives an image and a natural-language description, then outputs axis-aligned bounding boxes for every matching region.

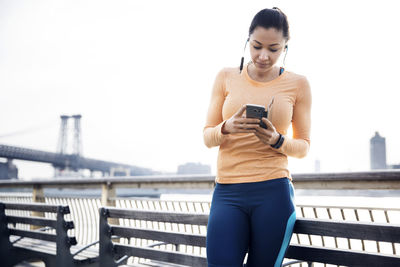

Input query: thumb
[234,105,247,117]
[262,118,275,130]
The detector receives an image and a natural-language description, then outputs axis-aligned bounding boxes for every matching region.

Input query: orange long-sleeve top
[203,64,312,184]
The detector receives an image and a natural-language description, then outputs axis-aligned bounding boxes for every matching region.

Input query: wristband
[271,133,285,149]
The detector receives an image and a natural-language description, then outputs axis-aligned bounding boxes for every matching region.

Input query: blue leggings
[206,177,296,267]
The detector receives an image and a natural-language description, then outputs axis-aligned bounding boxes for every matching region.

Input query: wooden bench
[99,206,400,267]
[99,207,208,267]
[287,217,400,266]
[0,202,99,267]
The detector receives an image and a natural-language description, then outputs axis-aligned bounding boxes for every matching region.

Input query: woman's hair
[249,7,290,41]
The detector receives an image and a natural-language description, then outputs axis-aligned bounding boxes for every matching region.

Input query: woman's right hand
[222,105,261,134]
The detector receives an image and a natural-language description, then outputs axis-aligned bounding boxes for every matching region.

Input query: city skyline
[1,127,397,179]
[1,0,400,179]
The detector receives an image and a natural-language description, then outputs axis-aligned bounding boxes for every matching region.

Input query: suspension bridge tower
[55,114,83,177]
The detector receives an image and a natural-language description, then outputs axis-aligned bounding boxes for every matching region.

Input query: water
[160,189,400,208]
[159,189,400,225]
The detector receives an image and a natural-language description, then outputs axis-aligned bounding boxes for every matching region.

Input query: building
[370,132,387,170]
[177,162,211,175]
[0,159,18,180]
[314,159,321,173]
[388,164,400,169]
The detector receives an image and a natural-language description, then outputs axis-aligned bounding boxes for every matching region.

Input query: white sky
[1,0,400,179]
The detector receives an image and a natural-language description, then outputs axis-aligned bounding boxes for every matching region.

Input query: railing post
[101,182,116,207]
[101,182,119,226]
[31,184,45,230]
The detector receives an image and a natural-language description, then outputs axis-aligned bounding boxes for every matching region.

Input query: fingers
[236,117,260,124]
[234,117,260,131]
[234,105,247,117]
[261,118,276,131]
[237,125,258,131]
[254,124,275,144]
[236,129,257,133]
[254,126,272,136]
[254,118,275,136]
[230,107,277,135]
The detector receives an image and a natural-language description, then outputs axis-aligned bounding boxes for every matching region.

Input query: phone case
[246,104,268,129]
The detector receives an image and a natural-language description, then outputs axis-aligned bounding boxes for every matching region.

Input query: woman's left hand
[254,118,280,145]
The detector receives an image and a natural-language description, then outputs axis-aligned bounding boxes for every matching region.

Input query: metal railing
[1,194,399,266]
[0,170,399,266]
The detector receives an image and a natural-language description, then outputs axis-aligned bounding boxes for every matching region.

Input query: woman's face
[249,26,287,72]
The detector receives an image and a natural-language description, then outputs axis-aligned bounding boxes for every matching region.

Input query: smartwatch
[271,133,285,149]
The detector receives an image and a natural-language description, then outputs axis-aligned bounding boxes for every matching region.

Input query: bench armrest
[282,260,312,267]
[72,240,99,257]
[147,241,168,248]
[115,255,129,265]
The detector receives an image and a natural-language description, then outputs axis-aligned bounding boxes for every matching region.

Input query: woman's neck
[247,63,280,83]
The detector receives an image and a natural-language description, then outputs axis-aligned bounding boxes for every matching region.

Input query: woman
[203,7,311,267]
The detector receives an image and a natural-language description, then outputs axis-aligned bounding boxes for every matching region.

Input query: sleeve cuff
[270,134,287,153]
[215,120,229,143]
[270,135,310,158]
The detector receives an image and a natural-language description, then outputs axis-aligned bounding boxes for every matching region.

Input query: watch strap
[271,133,284,149]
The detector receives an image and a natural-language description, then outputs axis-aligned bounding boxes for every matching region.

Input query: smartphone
[246,104,268,129]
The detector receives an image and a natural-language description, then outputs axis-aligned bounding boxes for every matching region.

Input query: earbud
[281,45,288,75]
[239,38,250,74]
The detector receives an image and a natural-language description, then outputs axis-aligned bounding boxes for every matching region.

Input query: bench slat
[114,243,207,266]
[112,226,206,247]
[106,208,208,226]
[12,238,57,256]
[286,244,400,267]
[9,228,57,242]
[294,218,400,243]
[3,202,70,214]
[13,238,99,261]
[7,215,57,228]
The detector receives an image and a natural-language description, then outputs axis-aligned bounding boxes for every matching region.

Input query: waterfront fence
[1,171,399,266]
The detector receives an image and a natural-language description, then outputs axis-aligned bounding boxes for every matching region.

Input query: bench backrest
[288,218,400,266]
[99,207,208,267]
[99,207,400,267]
[0,202,77,266]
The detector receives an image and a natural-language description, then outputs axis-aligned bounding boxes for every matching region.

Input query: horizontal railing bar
[0,174,215,187]
[112,226,206,247]
[6,215,57,228]
[0,170,398,190]
[9,228,57,242]
[297,204,400,211]
[2,202,69,214]
[294,218,400,243]
[2,195,398,214]
[293,170,400,181]
[286,244,400,266]
[113,198,400,213]
[112,197,211,203]
[106,208,209,225]
[2,194,398,215]
[43,195,101,200]
[113,244,207,266]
